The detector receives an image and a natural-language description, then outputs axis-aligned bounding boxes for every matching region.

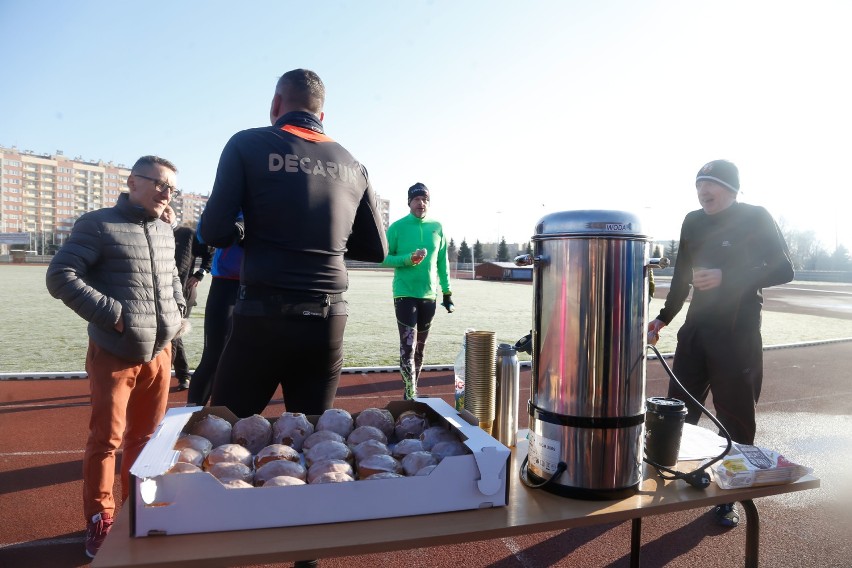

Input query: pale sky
[1,0,850,250]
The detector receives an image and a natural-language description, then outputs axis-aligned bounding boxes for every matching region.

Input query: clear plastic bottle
[454,328,475,411]
[454,340,466,411]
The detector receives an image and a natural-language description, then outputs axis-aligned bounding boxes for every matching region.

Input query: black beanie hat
[696,159,739,193]
[408,182,429,204]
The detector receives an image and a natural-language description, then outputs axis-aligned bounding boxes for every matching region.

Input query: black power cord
[515,338,731,491]
[519,454,568,489]
[516,332,570,489]
[645,344,733,489]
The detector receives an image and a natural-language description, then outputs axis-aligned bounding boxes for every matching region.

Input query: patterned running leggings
[394,297,437,400]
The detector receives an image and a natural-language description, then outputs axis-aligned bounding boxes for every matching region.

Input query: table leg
[630,517,641,568]
[740,499,759,568]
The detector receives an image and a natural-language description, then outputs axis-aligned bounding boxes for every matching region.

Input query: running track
[1,281,851,567]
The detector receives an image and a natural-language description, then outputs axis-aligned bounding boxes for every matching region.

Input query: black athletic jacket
[657,202,794,329]
[173,226,213,286]
[200,112,388,294]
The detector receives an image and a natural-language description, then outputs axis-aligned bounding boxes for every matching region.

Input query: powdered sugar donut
[401,450,438,476]
[419,426,457,451]
[263,475,306,487]
[272,412,315,451]
[204,443,253,469]
[363,471,405,480]
[167,462,202,474]
[352,439,391,463]
[346,425,387,447]
[394,410,429,441]
[307,459,354,484]
[391,438,424,460]
[302,430,346,451]
[311,471,354,484]
[208,462,253,484]
[304,440,352,467]
[177,447,203,468]
[254,459,307,485]
[189,414,232,448]
[355,407,394,439]
[316,408,354,438]
[231,414,272,455]
[255,444,301,468]
[174,434,213,457]
[431,440,469,461]
[357,453,402,478]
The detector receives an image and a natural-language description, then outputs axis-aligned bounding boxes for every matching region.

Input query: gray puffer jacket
[46,193,185,363]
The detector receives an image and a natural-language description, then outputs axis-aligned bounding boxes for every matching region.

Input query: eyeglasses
[134,174,181,197]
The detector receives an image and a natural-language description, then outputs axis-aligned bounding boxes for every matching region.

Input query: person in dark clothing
[647,159,794,528]
[186,236,243,406]
[161,206,213,391]
[200,68,388,420]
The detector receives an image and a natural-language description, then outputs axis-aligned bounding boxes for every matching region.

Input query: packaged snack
[712,443,812,489]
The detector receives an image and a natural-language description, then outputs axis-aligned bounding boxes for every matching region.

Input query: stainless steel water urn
[519,209,660,499]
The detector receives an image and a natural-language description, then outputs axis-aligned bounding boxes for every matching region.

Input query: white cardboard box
[129,398,510,537]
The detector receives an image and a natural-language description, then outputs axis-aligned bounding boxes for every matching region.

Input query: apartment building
[0,145,390,254]
[0,146,205,253]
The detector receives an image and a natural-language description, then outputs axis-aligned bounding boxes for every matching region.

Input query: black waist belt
[236,285,344,319]
[238,285,343,304]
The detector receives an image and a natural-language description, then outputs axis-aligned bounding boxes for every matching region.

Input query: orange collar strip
[281,124,334,143]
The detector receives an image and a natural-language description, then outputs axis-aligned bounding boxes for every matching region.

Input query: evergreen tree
[497,237,510,262]
[830,244,851,270]
[526,241,533,255]
[458,239,472,263]
[448,238,458,263]
[473,240,484,263]
[665,239,679,266]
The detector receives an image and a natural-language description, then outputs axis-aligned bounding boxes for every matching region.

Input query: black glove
[441,293,454,313]
[514,331,533,354]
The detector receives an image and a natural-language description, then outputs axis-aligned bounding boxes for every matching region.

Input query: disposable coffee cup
[644,397,688,467]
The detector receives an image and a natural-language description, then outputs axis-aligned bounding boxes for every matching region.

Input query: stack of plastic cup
[463,330,497,434]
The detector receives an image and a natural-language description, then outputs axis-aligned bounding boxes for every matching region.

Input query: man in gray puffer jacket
[46,155,185,559]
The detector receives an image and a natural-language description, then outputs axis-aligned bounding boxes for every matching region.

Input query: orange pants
[82,340,171,520]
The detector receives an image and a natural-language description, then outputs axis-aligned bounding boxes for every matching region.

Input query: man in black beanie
[647,159,793,528]
[382,182,453,400]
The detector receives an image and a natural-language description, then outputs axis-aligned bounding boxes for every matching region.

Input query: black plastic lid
[497,343,517,356]
[646,397,687,412]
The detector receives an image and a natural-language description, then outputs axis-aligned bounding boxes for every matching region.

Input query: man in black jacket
[647,159,794,528]
[161,206,213,390]
[200,68,387,420]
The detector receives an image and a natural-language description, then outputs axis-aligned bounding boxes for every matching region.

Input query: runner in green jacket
[382,183,453,399]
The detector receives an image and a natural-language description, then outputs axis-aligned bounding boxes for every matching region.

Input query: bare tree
[778,218,822,270]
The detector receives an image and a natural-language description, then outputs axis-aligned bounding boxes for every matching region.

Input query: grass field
[2,264,851,373]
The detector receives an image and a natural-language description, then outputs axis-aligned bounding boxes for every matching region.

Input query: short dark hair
[275,69,325,115]
[132,155,178,174]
